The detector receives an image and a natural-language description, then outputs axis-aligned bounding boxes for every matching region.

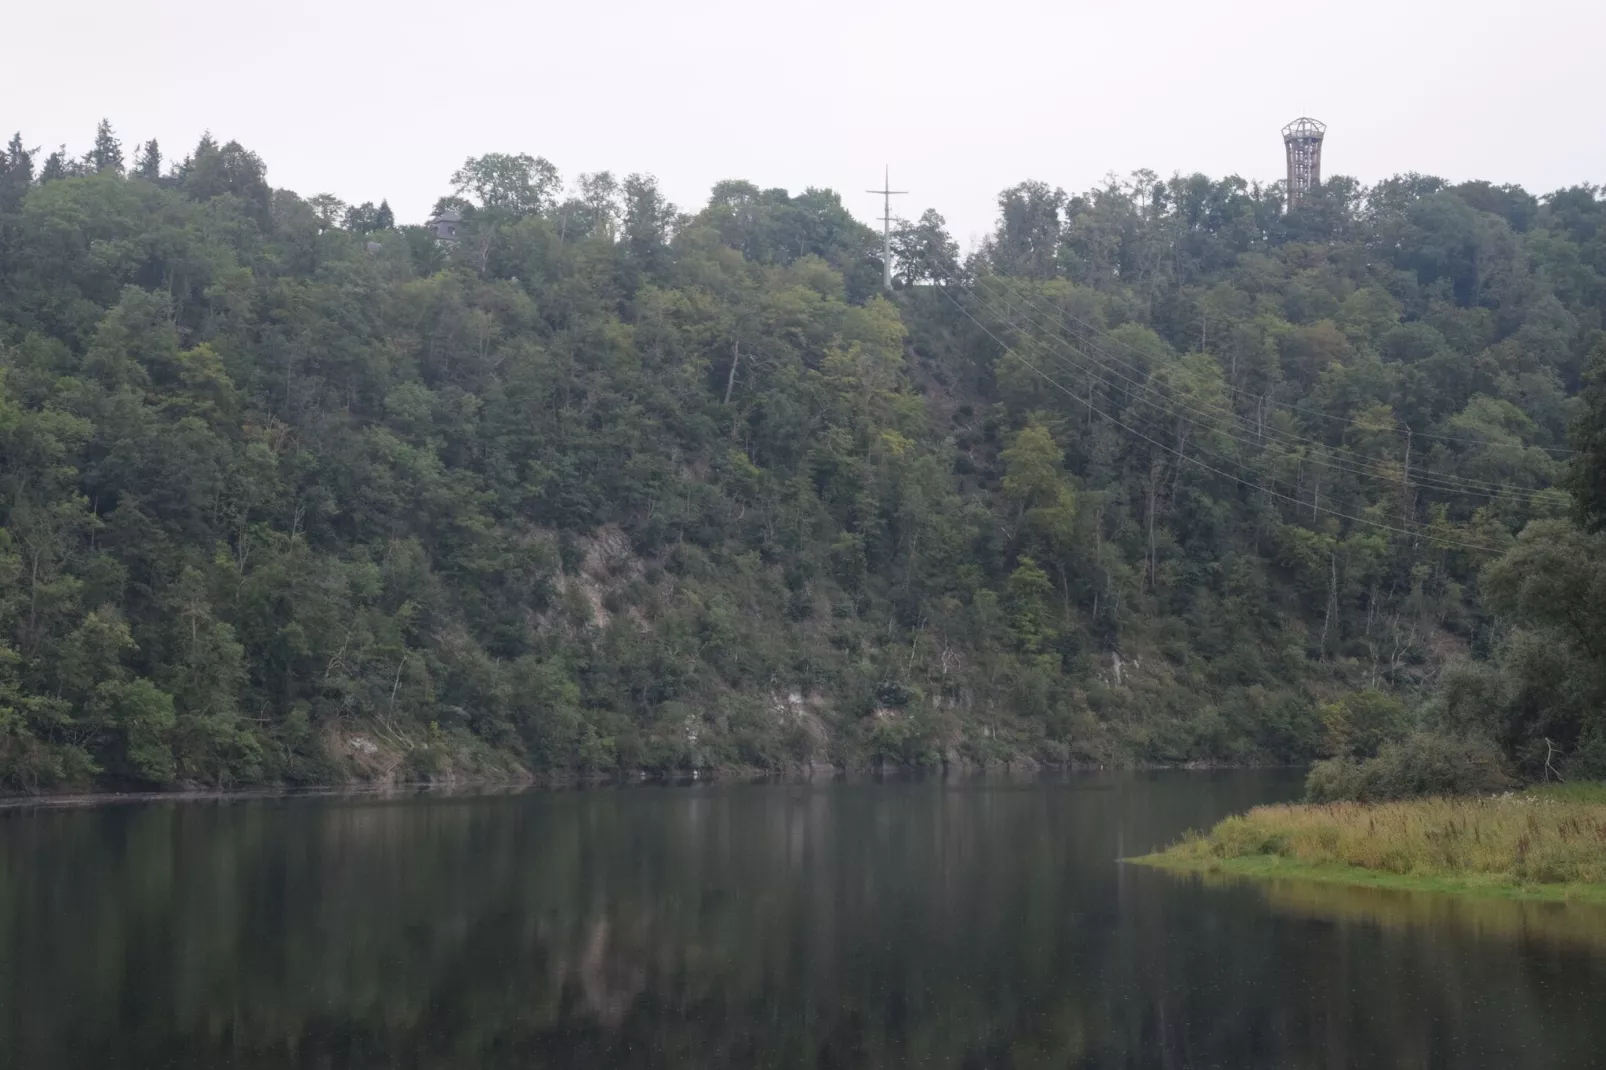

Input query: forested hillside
[1,123,1603,789]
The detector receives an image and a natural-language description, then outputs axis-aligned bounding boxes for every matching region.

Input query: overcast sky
[11,0,1605,248]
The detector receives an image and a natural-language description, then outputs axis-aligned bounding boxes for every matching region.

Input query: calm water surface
[3,771,1604,1069]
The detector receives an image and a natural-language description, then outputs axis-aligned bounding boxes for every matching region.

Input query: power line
[986,271,1578,457]
[951,275,1441,531]
[904,240,1571,502]
[910,238,1576,457]
[950,280,1510,554]
[954,275,1573,555]
[964,273,1571,506]
[934,277,1511,556]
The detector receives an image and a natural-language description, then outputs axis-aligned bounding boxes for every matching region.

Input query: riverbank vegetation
[1,119,1604,790]
[1137,784,1606,902]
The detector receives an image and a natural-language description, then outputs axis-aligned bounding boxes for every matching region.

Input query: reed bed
[1142,784,1606,897]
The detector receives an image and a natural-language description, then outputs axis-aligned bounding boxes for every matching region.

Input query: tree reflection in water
[0,773,1603,1069]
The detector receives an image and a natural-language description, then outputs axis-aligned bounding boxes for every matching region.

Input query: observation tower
[1282,117,1326,208]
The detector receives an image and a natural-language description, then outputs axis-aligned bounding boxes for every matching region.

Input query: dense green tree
[1570,341,1606,531]
[304,192,345,232]
[344,200,382,233]
[176,133,270,221]
[891,209,959,284]
[451,152,560,217]
[990,181,1064,279]
[0,125,1599,790]
[618,173,675,283]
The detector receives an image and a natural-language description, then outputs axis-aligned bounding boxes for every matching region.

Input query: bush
[1304,757,1367,802]
[1319,689,1408,759]
[1561,728,1606,782]
[1305,731,1515,802]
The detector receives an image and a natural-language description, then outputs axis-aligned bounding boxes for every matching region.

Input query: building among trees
[427,206,463,241]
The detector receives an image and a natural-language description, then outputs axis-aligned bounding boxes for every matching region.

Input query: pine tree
[375,199,394,230]
[173,133,218,188]
[39,147,69,183]
[132,139,162,181]
[0,133,34,210]
[88,119,123,174]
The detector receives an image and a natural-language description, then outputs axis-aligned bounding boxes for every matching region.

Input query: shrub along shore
[1132,784,1606,904]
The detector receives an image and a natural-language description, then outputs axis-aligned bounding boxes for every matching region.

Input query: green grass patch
[1132,850,1606,905]
[1132,783,1606,906]
[1531,781,1606,804]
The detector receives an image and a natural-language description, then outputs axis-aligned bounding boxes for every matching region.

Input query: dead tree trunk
[723,340,741,405]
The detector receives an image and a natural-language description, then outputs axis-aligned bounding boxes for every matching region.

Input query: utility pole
[867,166,907,291]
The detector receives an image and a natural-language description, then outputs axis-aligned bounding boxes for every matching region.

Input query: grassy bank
[1132,784,1606,904]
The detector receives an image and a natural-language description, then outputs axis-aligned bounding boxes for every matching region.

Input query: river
[2,771,1604,1068]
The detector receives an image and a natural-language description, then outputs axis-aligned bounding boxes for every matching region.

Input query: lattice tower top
[1282,117,1326,141]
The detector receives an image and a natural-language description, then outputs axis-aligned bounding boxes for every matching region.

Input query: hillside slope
[0,130,1601,788]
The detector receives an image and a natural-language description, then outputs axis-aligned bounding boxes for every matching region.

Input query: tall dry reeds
[1162,785,1606,887]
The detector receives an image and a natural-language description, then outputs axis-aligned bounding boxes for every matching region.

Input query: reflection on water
[0,772,1603,1069]
[1250,874,1606,952]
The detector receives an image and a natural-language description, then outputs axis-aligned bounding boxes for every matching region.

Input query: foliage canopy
[1,123,1604,789]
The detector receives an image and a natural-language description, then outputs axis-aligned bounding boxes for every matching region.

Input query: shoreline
[1127,851,1606,906]
[0,762,1296,811]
